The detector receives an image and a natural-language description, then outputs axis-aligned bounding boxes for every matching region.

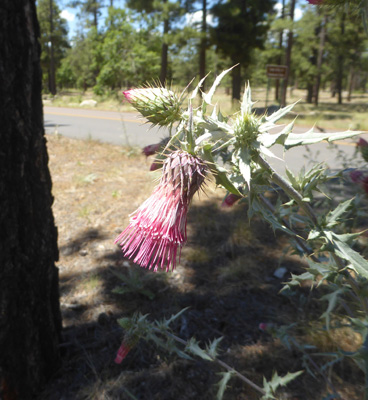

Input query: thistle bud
[221,193,242,208]
[123,88,182,127]
[114,332,140,364]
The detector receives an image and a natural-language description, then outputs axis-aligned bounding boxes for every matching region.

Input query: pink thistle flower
[115,150,207,272]
[221,193,242,208]
[114,332,140,364]
[114,341,131,364]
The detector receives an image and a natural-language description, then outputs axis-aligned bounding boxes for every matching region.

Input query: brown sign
[266,65,288,79]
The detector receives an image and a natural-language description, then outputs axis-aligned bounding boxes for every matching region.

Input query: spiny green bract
[233,112,260,148]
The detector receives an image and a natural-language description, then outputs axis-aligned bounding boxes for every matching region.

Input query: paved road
[44,106,368,174]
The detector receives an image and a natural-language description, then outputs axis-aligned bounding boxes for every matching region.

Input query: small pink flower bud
[221,193,242,208]
[357,138,368,147]
[143,143,161,157]
[114,332,140,364]
[259,323,268,331]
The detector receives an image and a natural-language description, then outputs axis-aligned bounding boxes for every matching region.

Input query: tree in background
[94,8,161,93]
[292,7,322,103]
[69,0,104,29]
[326,7,367,104]
[37,0,69,94]
[211,0,276,101]
[126,0,192,85]
[0,0,62,398]
[59,26,103,90]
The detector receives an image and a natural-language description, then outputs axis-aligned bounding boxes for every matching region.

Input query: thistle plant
[115,68,368,398]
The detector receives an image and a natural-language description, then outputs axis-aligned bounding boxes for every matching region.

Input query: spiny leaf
[216,372,234,400]
[285,128,363,149]
[203,65,237,105]
[238,148,252,188]
[258,118,296,147]
[202,147,243,196]
[329,231,368,279]
[186,338,212,361]
[206,337,223,358]
[240,82,255,115]
[326,198,354,228]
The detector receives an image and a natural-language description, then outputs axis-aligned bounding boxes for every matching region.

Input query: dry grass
[44,86,368,132]
[40,134,364,400]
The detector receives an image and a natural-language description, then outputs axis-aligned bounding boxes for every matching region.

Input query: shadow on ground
[40,196,364,400]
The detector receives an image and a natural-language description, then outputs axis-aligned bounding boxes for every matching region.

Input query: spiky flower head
[115,150,207,272]
[123,87,182,127]
[233,112,260,148]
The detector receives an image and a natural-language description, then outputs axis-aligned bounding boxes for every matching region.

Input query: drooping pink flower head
[115,150,208,272]
[221,193,242,208]
[123,88,182,127]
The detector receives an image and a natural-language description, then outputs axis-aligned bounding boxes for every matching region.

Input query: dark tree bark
[0,1,62,399]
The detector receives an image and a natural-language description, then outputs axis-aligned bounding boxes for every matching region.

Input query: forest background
[38,0,368,113]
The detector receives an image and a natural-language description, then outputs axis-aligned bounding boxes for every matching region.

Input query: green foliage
[112,268,156,300]
[211,0,276,99]
[262,371,303,400]
[37,0,69,92]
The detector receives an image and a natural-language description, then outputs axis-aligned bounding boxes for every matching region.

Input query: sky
[60,2,304,40]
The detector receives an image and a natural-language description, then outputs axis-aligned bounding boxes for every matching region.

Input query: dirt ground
[39,134,364,400]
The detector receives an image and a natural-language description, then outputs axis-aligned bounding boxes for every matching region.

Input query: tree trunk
[232,61,241,101]
[281,0,296,107]
[199,0,207,92]
[0,1,62,399]
[275,0,285,102]
[336,12,345,105]
[160,1,169,87]
[347,66,355,102]
[313,13,327,106]
[306,83,313,103]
